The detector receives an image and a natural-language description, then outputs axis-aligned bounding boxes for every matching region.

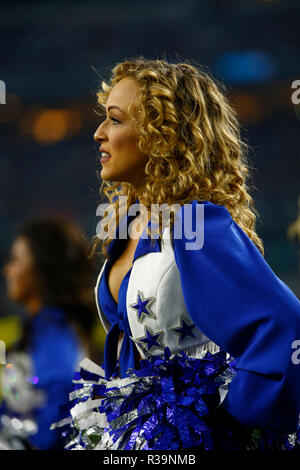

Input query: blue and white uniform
[56,200,300,450]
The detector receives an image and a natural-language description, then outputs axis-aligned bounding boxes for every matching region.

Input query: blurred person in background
[0,217,100,450]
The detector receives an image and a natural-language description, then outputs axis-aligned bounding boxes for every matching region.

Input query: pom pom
[51,348,300,451]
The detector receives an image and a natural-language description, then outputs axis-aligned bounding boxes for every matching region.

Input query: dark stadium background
[0,0,299,342]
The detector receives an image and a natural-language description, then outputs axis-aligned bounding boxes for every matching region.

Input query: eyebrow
[106,105,126,114]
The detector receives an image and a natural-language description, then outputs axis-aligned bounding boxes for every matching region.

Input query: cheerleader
[53,57,300,450]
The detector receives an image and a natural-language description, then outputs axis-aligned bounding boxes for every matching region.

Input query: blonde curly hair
[88,55,264,260]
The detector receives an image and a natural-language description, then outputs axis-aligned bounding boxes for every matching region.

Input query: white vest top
[94,224,220,360]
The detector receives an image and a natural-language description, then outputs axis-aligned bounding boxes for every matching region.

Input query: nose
[94,120,106,143]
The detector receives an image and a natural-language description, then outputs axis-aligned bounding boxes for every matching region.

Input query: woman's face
[3,237,39,306]
[94,77,149,187]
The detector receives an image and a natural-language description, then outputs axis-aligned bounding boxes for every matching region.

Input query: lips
[100,155,111,163]
[99,147,110,154]
[99,148,111,163]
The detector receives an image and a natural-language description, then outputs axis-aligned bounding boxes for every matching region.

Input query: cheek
[113,132,146,168]
[112,129,138,154]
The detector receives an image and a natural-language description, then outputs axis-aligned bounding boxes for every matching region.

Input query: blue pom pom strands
[51,347,300,451]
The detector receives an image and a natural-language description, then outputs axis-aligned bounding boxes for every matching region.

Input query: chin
[101,170,123,183]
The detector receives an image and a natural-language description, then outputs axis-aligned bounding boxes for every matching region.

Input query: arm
[173,199,300,433]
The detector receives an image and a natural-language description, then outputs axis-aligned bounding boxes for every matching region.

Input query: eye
[110,117,121,125]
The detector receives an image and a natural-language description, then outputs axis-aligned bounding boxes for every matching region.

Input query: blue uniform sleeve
[29,324,79,449]
[172,199,300,433]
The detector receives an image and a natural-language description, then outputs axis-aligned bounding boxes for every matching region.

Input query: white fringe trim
[179,341,220,359]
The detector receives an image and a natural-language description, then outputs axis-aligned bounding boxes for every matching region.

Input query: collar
[106,198,162,264]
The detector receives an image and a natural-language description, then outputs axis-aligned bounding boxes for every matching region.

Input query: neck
[25,297,43,317]
[131,178,148,206]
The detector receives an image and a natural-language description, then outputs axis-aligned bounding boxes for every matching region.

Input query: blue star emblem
[129,290,156,323]
[132,326,164,353]
[169,316,196,344]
